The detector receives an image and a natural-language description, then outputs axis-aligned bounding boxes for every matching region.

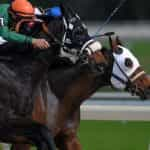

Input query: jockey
[0,0,50,51]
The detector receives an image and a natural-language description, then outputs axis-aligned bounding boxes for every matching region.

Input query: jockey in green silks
[0,0,50,50]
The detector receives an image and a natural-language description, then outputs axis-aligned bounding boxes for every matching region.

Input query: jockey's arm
[0,4,33,44]
[0,25,33,44]
[0,4,49,49]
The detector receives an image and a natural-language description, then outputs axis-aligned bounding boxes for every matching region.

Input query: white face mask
[110,46,140,90]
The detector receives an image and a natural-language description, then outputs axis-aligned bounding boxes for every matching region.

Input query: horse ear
[110,37,118,51]
[116,36,123,46]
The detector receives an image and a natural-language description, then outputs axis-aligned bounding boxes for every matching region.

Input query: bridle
[112,57,146,97]
[85,33,147,98]
[105,36,147,98]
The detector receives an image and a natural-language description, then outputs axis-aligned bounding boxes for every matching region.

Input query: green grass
[78,120,150,150]
[128,40,150,73]
[0,121,150,150]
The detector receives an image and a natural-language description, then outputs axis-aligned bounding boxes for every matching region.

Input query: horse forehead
[113,45,140,76]
[113,46,139,64]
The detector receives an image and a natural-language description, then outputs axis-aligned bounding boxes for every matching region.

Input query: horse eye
[125,58,133,68]
[115,47,123,55]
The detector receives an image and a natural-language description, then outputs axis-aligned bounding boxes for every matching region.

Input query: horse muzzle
[134,75,150,100]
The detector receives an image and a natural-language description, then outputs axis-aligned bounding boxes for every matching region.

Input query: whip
[94,0,127,36]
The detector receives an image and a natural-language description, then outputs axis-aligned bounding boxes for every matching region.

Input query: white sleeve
[34,8,43,15]
[0,17,4,27]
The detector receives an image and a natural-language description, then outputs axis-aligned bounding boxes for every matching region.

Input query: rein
[42,23,65,46]
[94,0,128,35]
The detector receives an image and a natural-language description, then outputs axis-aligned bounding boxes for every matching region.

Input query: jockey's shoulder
[0,3,10,9]
[0,4,10,15]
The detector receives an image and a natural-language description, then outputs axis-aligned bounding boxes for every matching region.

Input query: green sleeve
[0,26,33,44]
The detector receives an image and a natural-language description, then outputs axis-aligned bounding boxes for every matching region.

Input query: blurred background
[1,0,150,150]
[2,0,150,21]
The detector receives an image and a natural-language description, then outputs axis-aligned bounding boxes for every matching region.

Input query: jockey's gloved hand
[32,38,50,49]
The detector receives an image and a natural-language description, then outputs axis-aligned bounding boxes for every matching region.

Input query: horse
[10,33,150,150]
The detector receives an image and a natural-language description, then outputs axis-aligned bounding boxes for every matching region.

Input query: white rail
[91,92,138,100]
[81,100,150,121]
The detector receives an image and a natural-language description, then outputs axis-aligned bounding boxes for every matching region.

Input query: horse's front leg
[55,129,82,150]
[56,109,82,150]
[64,130,82,150]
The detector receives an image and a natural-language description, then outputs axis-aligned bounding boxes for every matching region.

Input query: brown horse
[11,36,150,150]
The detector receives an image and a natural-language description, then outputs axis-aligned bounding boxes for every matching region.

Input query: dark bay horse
[11,35,150,150]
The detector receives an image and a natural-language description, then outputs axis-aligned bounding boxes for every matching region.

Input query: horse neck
[66,72,112,115]
[51,64,107,116]
[62,72,98,111]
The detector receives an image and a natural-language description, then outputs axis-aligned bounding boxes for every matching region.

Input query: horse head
[109,36,150,99]
[82,35,150,99]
